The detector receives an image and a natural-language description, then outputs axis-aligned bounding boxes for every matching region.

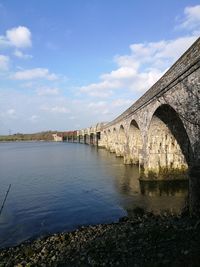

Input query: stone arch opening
[106,129,112,150]
[147,104,192,179]
[107,129,111,141]
[102,130,108,148]
[118,125,126,156]
[90,133,94,145]
[128,119,143,165]
[103,130,107,140]
[113,127,117,142]
[109,127,117,154]
[84,134,87,144]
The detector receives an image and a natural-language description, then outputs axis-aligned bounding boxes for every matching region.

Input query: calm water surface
[0,142,188,248]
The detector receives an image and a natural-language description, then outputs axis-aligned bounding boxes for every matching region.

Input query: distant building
[52,133,63,142]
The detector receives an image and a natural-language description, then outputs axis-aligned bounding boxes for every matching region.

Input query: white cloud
[89,90,113,98]
[112,99,132,107]
[12,68,58,80]
[0,54,9,70]
[41,105,70,114]
[86,99,132,117]
[7,109,16,115]
[36,87,59,96]
[0,109,15,119]
[20,82,34,88]
[127,36,198,68]
[6,26,32,48]
[0,36,10,48]
[87,101,110,115]
[79,80,121,97]
[14,49,32,59]
[1,109,17,119]
[101,66,138,80]
[79,35,198,98]
[179,5,200,31]
[30,115,39,122]
[69,116,76,120]
[88,101,107,108]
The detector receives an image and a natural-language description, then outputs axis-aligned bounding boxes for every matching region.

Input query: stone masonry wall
[97,37,200,179]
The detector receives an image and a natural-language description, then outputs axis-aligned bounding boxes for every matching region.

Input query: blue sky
[0,0,199,134]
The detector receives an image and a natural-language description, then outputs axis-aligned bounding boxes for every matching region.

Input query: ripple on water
[0,142,188,248]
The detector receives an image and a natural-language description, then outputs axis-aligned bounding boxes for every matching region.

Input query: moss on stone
[140,166,188,181]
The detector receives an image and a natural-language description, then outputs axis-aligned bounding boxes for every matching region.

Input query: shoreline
[1,211,200,266]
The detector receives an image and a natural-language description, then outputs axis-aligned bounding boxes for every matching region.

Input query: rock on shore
[0,212,200,266]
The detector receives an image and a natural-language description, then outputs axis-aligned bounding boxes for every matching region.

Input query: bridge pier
[90,133,94,145]
[79,135,84,143]
[84,134,90,144]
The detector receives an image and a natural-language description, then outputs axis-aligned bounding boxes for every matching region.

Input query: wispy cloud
[36,87,60,96]
[13,49,32,59]
[11,68,58,81]
[112,98,132,107]
[0,108,17,119]
[178,5,200,32]
[40,105,70,114]
[7,109,16,116]
[79,34,197,99]
[0,36,10,48]
[86,99,133,116]
[79,80,120,97]
[29,115,39,122]
[0,54,9,70]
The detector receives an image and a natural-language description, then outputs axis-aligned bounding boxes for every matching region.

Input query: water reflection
[140,180,188,197]
[95,148,188,215]
[0,143,189,248]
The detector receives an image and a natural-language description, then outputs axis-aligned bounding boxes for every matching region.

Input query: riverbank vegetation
[0,210,200,266]
[0,131,58,142]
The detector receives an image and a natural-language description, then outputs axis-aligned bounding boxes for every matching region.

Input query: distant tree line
[0,131,61,142]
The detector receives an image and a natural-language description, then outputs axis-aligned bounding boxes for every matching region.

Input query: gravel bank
[1,212,200,267]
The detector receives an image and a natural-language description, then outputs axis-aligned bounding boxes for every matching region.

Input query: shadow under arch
[119,124,125,135]
[113,127,117,139]
[84,134,89,144]
[147,104,193,177]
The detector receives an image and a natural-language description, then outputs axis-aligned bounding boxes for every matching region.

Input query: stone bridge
[77,122,106,146]
[76,38,200,213]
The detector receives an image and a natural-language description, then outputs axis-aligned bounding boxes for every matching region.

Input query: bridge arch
[113,127,117,137]
[102,130,109,149]
[107,129,113,151]
[117,125,126,157]
[126,119,143,165]
[146,104,192,179]
[90,133,94,145]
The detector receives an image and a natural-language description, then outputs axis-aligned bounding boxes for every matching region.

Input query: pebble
[0,214,199,266]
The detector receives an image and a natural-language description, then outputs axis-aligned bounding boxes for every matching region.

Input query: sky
[0,0,200,134]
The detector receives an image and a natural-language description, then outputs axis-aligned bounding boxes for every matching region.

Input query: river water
[0,142,188,248]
